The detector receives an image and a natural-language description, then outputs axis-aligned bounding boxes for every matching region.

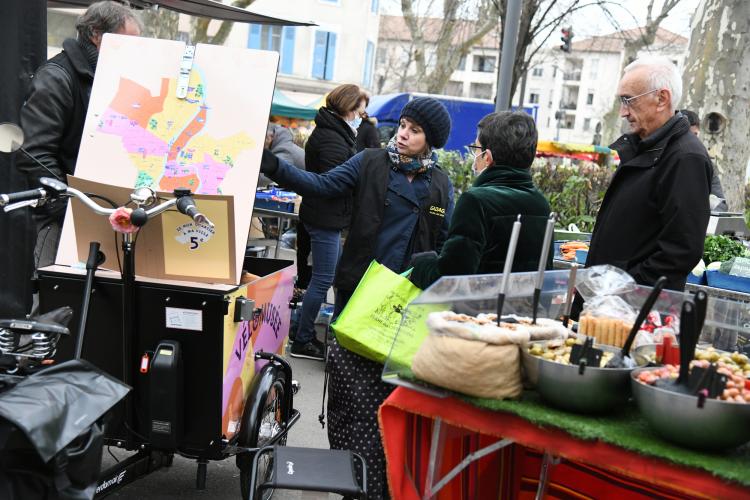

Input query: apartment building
[48,1,381,98]
[227,0,381,95]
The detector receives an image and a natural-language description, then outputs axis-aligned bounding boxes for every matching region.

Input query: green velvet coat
[410,165,552,289]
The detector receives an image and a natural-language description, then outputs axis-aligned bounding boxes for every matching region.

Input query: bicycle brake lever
[3,199,40,212]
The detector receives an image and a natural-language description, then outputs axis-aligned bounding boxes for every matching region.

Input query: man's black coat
[586,114,712,291]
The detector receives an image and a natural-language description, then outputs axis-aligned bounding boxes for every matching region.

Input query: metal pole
[495,0,523,112]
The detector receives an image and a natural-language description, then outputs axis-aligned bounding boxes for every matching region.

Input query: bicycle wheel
[239,370,286,500]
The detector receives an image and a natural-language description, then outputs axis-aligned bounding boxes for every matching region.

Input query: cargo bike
[0,124,300,499]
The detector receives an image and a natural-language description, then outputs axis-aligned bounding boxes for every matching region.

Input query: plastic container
[705,270,750,293]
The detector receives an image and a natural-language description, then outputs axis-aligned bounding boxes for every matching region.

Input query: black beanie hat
[399,97,452,149]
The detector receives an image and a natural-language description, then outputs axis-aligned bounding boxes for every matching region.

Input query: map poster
[68,34,278,284]
[58,176,236,285]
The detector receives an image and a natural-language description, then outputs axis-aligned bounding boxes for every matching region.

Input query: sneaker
[289,338,325,361]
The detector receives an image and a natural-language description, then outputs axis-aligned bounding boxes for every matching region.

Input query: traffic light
[560,27,573,53]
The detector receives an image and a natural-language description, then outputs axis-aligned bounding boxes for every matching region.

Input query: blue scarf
[386,136,437,174]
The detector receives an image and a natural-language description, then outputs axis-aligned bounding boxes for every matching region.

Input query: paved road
[104,334,337,499]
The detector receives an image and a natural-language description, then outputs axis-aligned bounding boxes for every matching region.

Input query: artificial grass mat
[463,390,750,486]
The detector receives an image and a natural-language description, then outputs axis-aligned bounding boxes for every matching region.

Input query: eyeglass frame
[467,143,486,157]
[619,88,660,108]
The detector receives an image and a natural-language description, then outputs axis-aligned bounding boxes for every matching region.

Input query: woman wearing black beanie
[261,96,454,499]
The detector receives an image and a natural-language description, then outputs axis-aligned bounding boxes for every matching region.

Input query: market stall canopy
[536,140,615,162]
[271,90,318,120]
[47,0,315,26]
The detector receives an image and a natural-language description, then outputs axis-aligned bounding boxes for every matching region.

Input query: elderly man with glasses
[581,56,712,298]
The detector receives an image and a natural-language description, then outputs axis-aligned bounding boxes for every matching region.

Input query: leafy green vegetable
[703,235,750,263]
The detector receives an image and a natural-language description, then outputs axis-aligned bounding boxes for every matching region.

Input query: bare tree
[140,0,255,45]
[140,7,179,40]
[396,0,615,98]
[598,0,682,144]
[400,0,501,93]
[682,0,750,211]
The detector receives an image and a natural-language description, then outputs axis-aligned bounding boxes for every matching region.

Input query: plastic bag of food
[575,265,638,347]
[576,264,637,300]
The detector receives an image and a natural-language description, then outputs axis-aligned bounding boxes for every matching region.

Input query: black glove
[408,250,437,268]
[261,149,280,176]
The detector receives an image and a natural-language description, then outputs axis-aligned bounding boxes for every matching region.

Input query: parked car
[367,92,539,152]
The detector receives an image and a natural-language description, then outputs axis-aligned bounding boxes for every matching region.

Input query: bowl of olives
[522,338,639,414]
[631,364,750,450]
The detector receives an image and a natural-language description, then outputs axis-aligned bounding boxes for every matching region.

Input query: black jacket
[586,114,712,291]
[300,107,356,229]
[335,149,452,291]
[18,38,93,187]
[355,118,380,152]
[17,38,94,220]
[411,165,552,289]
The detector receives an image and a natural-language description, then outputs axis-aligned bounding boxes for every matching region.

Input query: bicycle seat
[0,306,73,336]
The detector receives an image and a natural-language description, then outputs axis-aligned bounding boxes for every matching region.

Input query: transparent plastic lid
[382,268,750,396]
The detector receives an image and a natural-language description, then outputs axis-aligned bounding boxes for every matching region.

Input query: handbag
[331,260,434,365]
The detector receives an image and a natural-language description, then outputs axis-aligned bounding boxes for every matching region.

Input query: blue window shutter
[312,31,327,79]
[371,0,379,13]
[247,24,261,49]
[280,27,295,74]
[363,41,374,87]
[325,32,337,80]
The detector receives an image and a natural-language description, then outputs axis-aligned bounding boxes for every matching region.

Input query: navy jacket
[263,151,454,288]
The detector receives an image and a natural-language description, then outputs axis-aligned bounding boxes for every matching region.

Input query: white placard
[165,307,203,332]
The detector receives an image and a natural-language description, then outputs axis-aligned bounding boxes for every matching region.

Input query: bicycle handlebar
[0,177,213,228]
[0,188,47,207]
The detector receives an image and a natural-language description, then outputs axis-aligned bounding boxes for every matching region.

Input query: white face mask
[472,150,487,175]
[347,115,363,131]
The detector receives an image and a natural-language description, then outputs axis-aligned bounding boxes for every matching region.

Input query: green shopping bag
[332,260,431,365]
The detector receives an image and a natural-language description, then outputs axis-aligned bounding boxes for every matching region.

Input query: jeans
[295,223,341,344]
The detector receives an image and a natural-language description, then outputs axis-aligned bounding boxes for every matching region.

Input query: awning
[47,0,314,26]
[270,90,317,120]
[537,140,613,156]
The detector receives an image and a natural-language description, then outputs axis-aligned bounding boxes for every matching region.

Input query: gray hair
[76,1,142,42]
[623,56,682,111]
[477,111,538,169]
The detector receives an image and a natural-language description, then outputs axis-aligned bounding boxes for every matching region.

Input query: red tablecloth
[379,387,750,499]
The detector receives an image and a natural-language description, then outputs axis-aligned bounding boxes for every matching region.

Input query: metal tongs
[531,213,556,324]
[561,264,577,328]
[570,336,603,375]
[496,215,522,325]
[655,291,723,403]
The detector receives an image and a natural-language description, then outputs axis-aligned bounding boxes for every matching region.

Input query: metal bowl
[631,367,750,450]
[521,343,635,414]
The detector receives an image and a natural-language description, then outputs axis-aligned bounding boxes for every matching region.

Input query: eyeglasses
[619,88,659,108]
[467,144,486,157]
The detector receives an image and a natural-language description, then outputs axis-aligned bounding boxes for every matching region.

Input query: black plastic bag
[0,359,130,499]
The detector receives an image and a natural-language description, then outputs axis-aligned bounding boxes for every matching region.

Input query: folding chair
[249,445,367,499]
